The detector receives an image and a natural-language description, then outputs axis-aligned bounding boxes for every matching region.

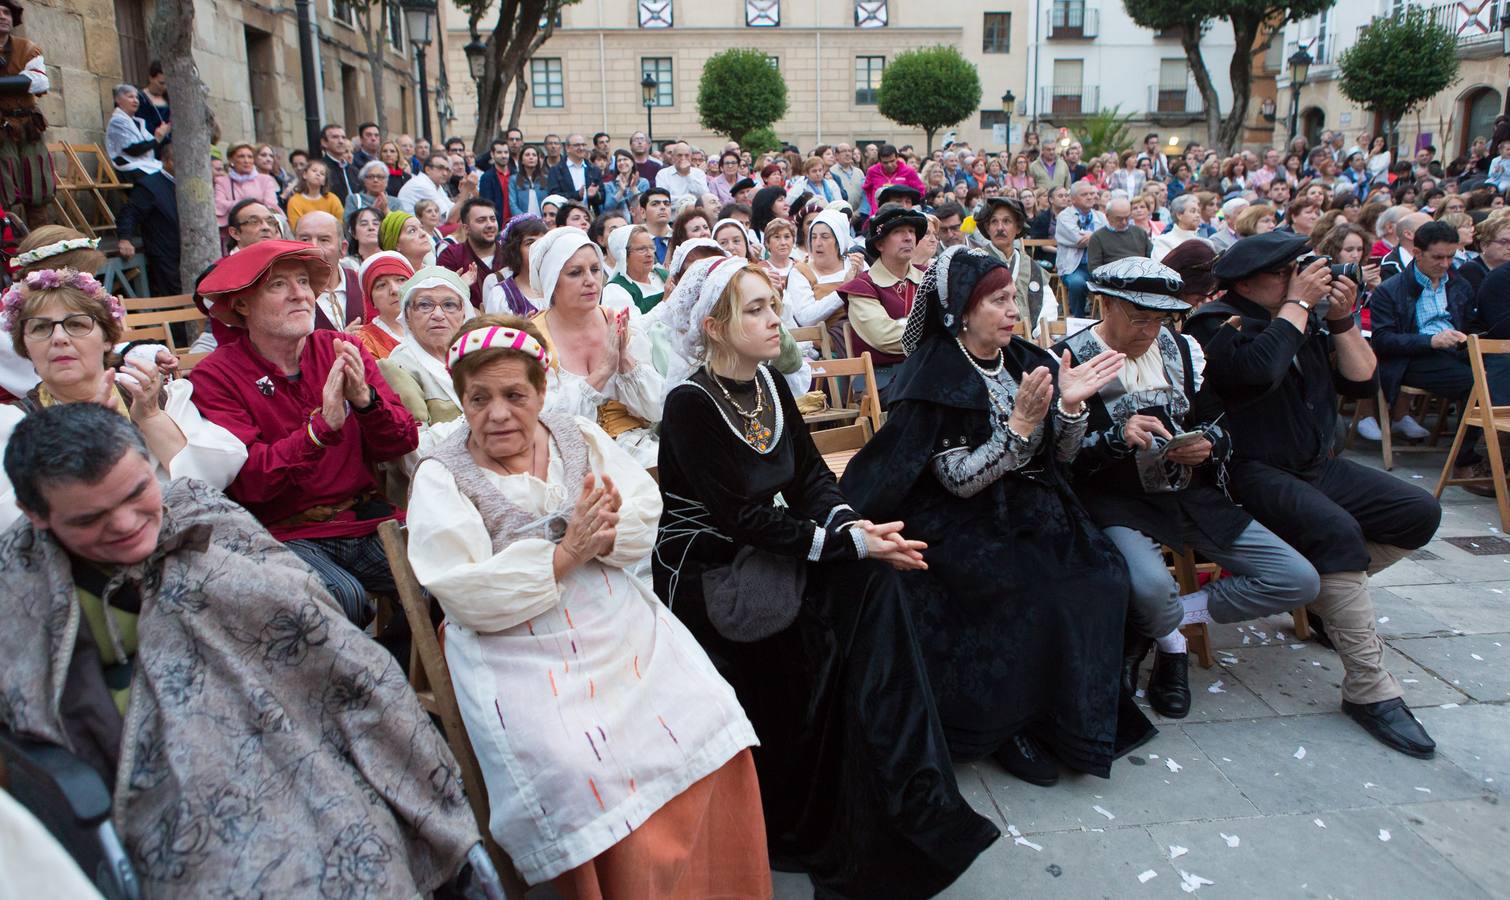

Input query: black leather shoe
[1342,698,1436,759]
[995,733,1059,786]
[1121,635,1152,697]
[1147,650,1192,719]
[1306,610,1335,650]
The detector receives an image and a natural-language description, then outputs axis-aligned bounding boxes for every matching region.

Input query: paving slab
[1371,555,1458,588]
[1412,545,1510,585]
[1386,581,1510,635]
[1217,642,1466,714]
[1145,806,1492,900]
[1396,798,1510,897]
[1413,703,1510,792]
[1182,713,1487,815]
[977,727,1259,833]
[944,824,1172,900]
[1372,586,1459,637]
[1391,634,1510,702]
[1129,652,1280,725]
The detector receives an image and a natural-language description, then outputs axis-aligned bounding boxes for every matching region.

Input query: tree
[1338,7,1459,154]
[1123,0,1337,154]
[349,0,393,135]
[741,126,782,156]
[1078,105,1138,158]
[697,49,788,145]
[149,0,219,294]
[875,46,981,154]
[454,0,574,155]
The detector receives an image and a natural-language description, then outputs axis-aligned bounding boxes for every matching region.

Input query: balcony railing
[1040,85,1100,117]
[1046,4,1099,39]
[1148,83,1202,116]
[1420,0,1503,46]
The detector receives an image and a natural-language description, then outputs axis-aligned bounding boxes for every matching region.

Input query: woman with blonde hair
[1232,203,1276,237]
[1005,153,1034,191]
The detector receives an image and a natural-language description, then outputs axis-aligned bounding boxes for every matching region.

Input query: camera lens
[1329,262,1361,283]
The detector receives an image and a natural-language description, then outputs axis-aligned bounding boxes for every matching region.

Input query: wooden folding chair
[124,307,209,354]
[375,521,528,898]
[1344,385,1455,470]
[1168,546,1216,669]
[121,294,197,313]
[788,324,834,360]
[809,352,883,432]
[1435,336,1510,528]
[814,418,874,477]
[1037,317,1069,349]
[47,143,130,238]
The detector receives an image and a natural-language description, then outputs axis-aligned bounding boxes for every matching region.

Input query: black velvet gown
[841,336,1156,774]
[653,364,999,900]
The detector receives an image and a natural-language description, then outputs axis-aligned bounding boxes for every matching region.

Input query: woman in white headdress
[600,224,668,319]
[377,266,474,427]
[530,227,663,467]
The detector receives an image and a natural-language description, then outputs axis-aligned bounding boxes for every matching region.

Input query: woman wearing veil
[841,245,1156,786]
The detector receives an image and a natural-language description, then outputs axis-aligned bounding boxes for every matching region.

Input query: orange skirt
[552,749,771,900]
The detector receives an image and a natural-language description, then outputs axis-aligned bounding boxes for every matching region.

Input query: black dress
[653,364,999,900]
[841,335,1156,773]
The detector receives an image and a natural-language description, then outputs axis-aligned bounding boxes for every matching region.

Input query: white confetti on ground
[1169,845,1189,859]
[1179,870,1215,893]
[1378,829,1391,842]
[1093,805,1116,820]
[1364,782,1378,789]
[1166,758,1183,773]
[1441,703,1461,709]
[1290,643,1306,650]
[1220,832,1240,848]
[1472,653,1485,661]
[1007,825,1022,837]
[1403,678,1420,683]
[1314,818,1327,829]
[1415,787,1432,794]
[1138,869,1158,884]
[1378,616,1391,624]
[1014,836,1043,851]
[1208,680,1227,694]
[1294,746,1307,760]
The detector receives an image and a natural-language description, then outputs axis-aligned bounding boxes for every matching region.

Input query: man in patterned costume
[1055,258,1320,721]
[0,403,488,896]
[0,0,54,226]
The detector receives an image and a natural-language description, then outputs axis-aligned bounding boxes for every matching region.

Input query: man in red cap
[188,240,418,624]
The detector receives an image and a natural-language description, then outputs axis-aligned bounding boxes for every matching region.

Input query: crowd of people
[3,40,1507,896]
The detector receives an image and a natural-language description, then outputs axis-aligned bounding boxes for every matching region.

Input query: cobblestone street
[774,450,1510,899]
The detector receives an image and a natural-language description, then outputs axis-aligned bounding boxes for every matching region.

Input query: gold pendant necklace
[709,367,774,451]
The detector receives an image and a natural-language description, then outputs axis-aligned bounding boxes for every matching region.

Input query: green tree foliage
[1078,105,1138,158]
[741,126,782,156]
[697,49,789,145]
[1338,7,1459,150]
[1123,0,1337,153]
[875,46,982,154]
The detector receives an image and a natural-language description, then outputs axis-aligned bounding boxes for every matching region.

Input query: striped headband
[446,325,551,372]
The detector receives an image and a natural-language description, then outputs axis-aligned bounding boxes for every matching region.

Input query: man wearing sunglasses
[1185,231,1442,760]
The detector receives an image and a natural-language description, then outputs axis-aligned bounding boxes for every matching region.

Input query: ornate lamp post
[641,73,658,148]
[1287,46,1312,146]
[1001,89,1016,150]
[402,0,438,145]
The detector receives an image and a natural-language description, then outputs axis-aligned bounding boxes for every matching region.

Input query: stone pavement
[773,449,1510,899]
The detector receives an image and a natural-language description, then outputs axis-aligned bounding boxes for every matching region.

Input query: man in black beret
[1058,258,1321,719]
[838,203,928,394]
[1184,232,1441,759]
[875,183,922,209]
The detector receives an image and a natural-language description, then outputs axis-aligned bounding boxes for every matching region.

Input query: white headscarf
[398,266,472,319]
[666,237,726,284]
[657,256,751,389]
[393,266,475,406]
[606,223,642,280]
[529,227,601,308]
[711,218,754,257]
[806,208,854,255]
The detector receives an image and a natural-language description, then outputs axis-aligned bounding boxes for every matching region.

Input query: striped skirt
[0,136,55,208]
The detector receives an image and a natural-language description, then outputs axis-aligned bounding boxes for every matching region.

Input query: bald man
[295,211,365,332]
[1088,198,1152,270]
[1381,212,1431,282]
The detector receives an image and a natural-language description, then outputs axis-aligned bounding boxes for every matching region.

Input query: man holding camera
[1185,232,1441,760]
[1371,220,1509,490]
[1057,258,1320,721]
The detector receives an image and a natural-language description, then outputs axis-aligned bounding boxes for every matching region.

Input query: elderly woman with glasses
[346,159,400,216]
[0,269,246,527]
[377,267,473,426]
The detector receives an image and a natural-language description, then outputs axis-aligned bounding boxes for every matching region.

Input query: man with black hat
[838,203,928,393]
[976,195,1047,329]
[188,240,419,626]
[1057,258,1320,719]
[0,0,55,226]
[875,183,922,210]
[1184,231,1441,759]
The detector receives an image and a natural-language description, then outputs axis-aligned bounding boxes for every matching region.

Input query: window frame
[530,57,565,109]
[641,56,674,107]
[982,12,1011,53]
[855,55,885,106]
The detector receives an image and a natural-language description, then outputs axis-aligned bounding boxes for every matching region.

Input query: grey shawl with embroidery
[0,478,479,898]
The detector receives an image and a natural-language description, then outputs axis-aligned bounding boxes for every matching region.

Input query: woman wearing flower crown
[0,268,246,527]
[403,312,769,897]
[840,245,1155,787]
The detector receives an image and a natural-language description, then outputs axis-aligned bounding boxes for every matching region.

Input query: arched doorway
[1301,107,1326,149]
[1460,86,1501,158]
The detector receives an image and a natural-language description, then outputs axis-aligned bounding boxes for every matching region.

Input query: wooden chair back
[1020,238,1057,252]
[1038,317,1069,348]
[375,521,527,898]
[811,417,873,455]
[1435,336,1510,529]
[787,324,834,359]
[47,143,128,238]
[121,294,197,312]
[808,352,883,430]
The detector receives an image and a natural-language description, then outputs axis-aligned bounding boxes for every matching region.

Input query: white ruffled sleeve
[406,458,561,632]
[782,274,816,328]
[160,379,247,489]
[576,416,661,568]
[613,325,665,424]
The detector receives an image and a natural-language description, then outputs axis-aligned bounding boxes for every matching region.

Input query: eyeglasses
[411,299,464,315]
[1125,314,1175,330]
[234,214,278,229]
[22,313,99,342]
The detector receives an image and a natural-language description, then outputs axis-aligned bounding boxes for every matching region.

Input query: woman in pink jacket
[214,142,281,227]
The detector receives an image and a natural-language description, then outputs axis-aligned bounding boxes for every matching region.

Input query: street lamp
[641,72,658,147]
[1001,89,1016,149]
[402,0,438,146]
[464,37,487,83]
[1287,46,1312,146]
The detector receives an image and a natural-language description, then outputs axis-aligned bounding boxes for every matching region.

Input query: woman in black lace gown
[841,246,1157,785]
[652,256,998,899]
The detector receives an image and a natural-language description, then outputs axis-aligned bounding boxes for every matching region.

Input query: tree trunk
[1216,17,1264,155]
[359,2,388,135]
[149,0,219,294]
[507,71,529,130]
[923,128,936,156]
[470,0,557,155]
[1178,25,1222,152]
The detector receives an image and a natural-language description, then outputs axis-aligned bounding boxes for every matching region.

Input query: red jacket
[188,329,418,540]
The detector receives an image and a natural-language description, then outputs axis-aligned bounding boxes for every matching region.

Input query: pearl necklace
[955,335,1005,376]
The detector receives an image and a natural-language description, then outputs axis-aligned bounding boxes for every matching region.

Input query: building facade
[441,0,1243,155]
[1281,0,1509,161]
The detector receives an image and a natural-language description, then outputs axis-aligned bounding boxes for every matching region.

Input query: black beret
[875,183,923,204]
[1211,231,1311,281]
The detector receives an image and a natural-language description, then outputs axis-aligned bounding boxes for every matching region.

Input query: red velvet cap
[194,240,333,326]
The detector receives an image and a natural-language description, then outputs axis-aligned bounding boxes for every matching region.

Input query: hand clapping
[1007,365,1053,437]
[1057,348,1124,409]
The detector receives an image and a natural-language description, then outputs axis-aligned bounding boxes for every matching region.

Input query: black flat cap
[1211,231,1311,282]
[875,183,923,205]
[732,177,756,193]
[1089,257,1190,312]
[866,204,929,257]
